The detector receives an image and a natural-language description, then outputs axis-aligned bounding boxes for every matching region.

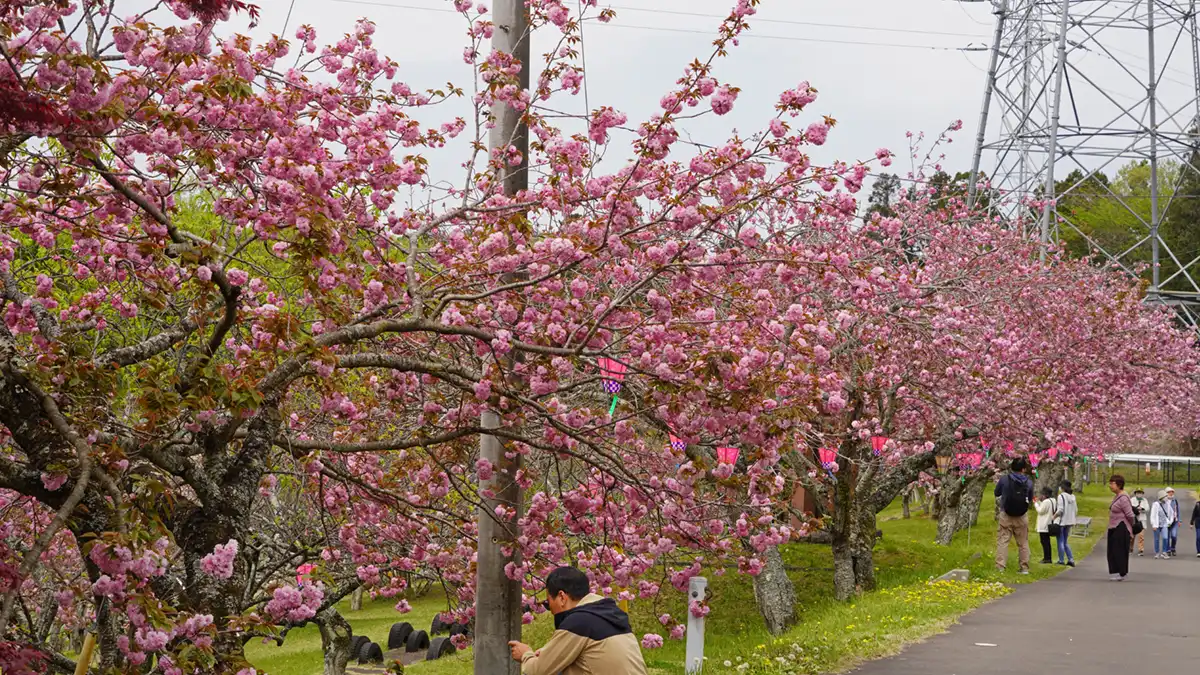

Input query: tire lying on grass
[448,622,471,637]
[348,635,369,657]
[387,622,414,650]
[405,629,430,653]
[426,636,456,661]
[357,641,384,664]
[430,615,451,635]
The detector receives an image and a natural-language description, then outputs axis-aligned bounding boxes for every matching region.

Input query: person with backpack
[1107,474,1136,580]
[1054,480,1078,566]
[994,457,1034,574]
[1129,489,1150,556]
[1034,486,1056,564]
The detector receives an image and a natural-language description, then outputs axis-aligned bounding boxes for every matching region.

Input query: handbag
[1126,495,1144,535]
[1047,496,1062,536]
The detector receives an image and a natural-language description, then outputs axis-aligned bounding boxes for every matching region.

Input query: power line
[328,0,457,14]
[585,21,977,51]
[282,0,298,35]
[605,4,992,39]
[327,0,981,50]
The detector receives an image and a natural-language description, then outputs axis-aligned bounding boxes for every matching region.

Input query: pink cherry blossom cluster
[263,584,325,623]
[200,539,238,579]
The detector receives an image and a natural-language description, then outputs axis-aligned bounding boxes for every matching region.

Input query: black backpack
[1000,474,1030,517]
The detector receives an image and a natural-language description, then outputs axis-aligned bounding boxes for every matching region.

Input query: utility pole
[475,0,529,672]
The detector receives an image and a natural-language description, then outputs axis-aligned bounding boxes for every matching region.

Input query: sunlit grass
[248,490,1112,675]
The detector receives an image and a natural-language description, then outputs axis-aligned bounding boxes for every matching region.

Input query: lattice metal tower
[967,0,1200,326]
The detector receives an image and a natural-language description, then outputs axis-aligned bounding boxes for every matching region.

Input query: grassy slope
[247,490,1112,675]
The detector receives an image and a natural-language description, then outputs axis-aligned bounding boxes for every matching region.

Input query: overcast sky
[202,0,1198,202]
[214,0,1003,182]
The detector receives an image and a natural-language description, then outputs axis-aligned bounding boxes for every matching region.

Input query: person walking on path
[995,457,1034,574]
[1035,487,1056,564]
[1107,474,1135,580]
[1165,487,1181,556]
[1054,480,1077,566]
[1150,490,1171,559]
[1190,496,1200,557]
[1130,489,1150,556]
[508,566,649,675]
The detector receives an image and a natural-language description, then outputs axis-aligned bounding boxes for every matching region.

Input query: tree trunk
[936,475,989,544]
[752,546,796,636]
[830,477,877,601]
[902,492,911,519]
[350,586,364,612]
[935,479,964,545]
[961,475,988,526]
[317,607,354,675]
[1034,462,1066,496]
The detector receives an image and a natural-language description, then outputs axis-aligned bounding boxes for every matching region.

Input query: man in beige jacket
[509,566,648,675]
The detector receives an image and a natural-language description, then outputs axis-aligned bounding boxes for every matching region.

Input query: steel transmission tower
[968,0,1200,326]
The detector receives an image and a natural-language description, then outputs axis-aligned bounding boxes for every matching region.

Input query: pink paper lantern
[870,436,888,456]
[668,434,687,453]
[818,447,838,471]
[717,447,740,464]
[597,357,627,394]
[1028,453,1041,468]
[296,563,315,584]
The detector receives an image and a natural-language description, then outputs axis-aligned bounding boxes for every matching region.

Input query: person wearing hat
[1165,487,1181,556]
[1150,490,1172,559]
[1129,489,1150,556]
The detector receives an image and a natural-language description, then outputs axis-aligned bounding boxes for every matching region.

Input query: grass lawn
[247,489,1113,675]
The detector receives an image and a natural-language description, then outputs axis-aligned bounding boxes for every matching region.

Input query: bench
[1072,517,1092,538]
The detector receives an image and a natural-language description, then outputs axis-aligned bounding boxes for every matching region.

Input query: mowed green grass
[247,489,1113,675]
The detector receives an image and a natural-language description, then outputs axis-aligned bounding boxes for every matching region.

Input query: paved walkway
[852,489,1200,675]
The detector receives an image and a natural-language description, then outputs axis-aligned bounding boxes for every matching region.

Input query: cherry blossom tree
[3,1,1199,673]
[0,0,869,671]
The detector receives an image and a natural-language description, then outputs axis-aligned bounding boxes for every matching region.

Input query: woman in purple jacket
[1107,475,1136,581]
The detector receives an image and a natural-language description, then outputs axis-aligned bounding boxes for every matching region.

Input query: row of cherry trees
[2,1,1199,673]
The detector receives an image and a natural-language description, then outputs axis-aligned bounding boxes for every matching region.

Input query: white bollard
[685,576,708,674]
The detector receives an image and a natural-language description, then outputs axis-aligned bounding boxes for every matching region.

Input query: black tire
[387,622,414,650]
[349,635,369,656]
[405,629,430,653]
[426,636,457,661]
[430,615,450,635]
[449,622,469,637]
[358,641,383,664]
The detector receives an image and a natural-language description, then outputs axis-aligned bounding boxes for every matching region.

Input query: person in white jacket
[1150,491,1171,559]
[1034,487,1056,564]
[1055,481,1078,566]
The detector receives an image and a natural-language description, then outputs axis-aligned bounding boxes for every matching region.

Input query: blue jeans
[1055,525,1073,563]
[1155,527,1169,554]
[1168,523,1179,553]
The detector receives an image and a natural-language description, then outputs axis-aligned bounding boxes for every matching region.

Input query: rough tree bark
[316,607,354,675]
[961,475,988,527]
[1034,462,1067,496]
[751,545,796,636]
[350,587,364,612]
[827,447,937,601]
[935,474,990,545]
[902,491,911,519]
